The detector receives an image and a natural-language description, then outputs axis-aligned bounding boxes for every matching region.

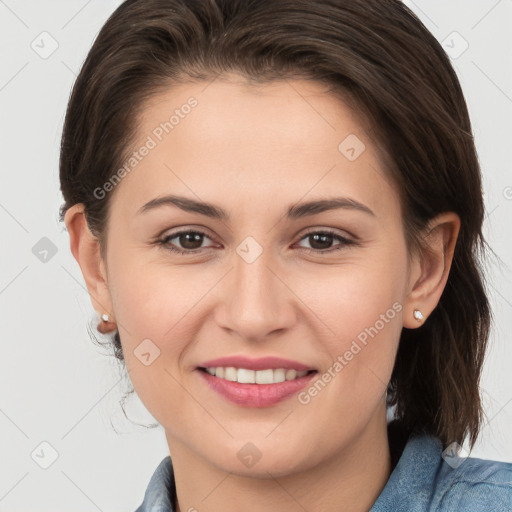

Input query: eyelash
[157,228,356,256]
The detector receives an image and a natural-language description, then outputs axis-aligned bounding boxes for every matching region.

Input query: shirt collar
[370,430,443,511]
[135,455,177,512]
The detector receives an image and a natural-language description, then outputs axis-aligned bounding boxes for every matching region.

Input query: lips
[196,355,318,407]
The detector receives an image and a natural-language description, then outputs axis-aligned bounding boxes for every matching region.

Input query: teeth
[238,368,255,384]
[255,369,273,384]
[224,367,237,381]
[204,367,311,384]
[273,368,286,383]
[285,369,297,380]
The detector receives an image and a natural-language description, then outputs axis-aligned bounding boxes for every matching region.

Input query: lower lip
[197,369,317,407]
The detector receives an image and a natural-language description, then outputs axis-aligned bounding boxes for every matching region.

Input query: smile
[197,367,318,407]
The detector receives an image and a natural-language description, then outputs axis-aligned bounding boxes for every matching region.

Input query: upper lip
[198,356,316,372]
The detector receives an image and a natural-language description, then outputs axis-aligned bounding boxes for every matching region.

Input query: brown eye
[158,230,215,254]
[297,230,355,254]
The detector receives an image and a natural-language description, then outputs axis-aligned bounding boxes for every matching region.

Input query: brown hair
[59,0,491,449]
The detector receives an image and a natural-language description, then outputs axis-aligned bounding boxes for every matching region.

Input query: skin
[65,74,460,512]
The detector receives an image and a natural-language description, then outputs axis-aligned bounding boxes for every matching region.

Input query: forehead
[109,75,398,220]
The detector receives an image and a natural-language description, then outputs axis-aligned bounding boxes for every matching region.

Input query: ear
[403,212,460,328]
[64,204,114,322]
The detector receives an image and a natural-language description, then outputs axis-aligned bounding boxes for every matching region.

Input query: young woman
[59,0,512,510]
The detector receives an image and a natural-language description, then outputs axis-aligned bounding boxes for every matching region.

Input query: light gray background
[1,0,511,510]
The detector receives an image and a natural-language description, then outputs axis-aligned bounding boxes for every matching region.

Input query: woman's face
[101,75,412,476]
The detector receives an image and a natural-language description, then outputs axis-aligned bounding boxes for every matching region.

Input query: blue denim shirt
[135,426,512,511]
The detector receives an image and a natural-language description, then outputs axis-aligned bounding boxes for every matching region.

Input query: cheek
[105,248,227,407]
[300,246,406,404]
[301,245,406,345]
[107,240,205,343]
[319,281,402,382]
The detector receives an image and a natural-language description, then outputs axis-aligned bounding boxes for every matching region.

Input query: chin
[218,453,311,479]
[201,436,321,479]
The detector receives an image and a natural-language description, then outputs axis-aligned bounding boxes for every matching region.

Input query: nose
[214,245,297,341]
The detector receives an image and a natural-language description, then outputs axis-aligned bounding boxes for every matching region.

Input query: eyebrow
[137,194,375,219]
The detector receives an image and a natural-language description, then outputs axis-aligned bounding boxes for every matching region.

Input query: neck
[168,402,391,512]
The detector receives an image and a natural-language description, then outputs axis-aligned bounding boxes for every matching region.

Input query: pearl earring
[413,309,424,322]
[98,312,116,334]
